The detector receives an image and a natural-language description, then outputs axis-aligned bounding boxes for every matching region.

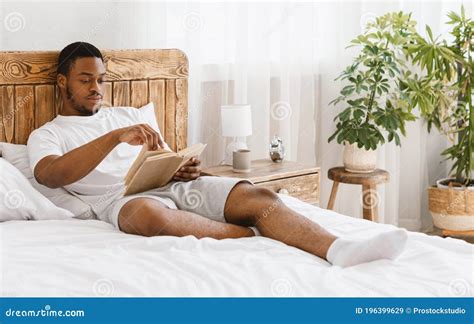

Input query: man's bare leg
[223,183,338,260]
[118,197,255,239]
[224,183,408,266]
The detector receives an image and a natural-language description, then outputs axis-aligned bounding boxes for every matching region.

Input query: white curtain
[1,0,471,231]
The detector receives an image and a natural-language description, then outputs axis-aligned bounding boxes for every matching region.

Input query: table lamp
[221,104,252,165]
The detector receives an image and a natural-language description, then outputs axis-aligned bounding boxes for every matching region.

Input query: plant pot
[436,178,474,191]
[428,185,474,231]
[342,143,377,173]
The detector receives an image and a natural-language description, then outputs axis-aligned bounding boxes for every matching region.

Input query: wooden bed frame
[0,49,188,151]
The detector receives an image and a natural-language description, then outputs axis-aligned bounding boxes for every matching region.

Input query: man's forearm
[36,129,122,188]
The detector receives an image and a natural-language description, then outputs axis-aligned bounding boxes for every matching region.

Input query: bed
[0,49,472,297]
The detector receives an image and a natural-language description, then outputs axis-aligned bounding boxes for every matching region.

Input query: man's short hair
[57,42,103,76]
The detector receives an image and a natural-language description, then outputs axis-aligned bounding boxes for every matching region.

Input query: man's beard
[66,85,100,116]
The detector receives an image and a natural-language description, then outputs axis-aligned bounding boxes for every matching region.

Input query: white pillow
[0,158,74,221]
[139,102,171,150]
[139,102,159,129]
[0,143,93,218]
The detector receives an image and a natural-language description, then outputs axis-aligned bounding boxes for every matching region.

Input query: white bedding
[1,195,472,297]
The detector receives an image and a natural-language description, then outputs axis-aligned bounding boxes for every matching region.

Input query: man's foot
[326,229,408,267]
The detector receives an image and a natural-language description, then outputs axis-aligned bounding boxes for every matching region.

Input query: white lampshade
[221,104,252,137]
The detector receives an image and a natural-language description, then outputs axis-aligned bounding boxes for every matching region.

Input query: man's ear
[57,74,67,89]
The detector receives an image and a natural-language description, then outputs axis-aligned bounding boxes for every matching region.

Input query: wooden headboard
[0,49,188,151]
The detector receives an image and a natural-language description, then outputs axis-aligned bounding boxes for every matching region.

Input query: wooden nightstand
[202,159,320,205]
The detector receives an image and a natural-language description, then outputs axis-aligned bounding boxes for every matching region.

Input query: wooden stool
[327,167,389,222]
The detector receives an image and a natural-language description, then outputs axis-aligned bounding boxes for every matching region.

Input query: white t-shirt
[27,104,169,215]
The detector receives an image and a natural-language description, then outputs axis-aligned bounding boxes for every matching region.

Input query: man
[28,42,407,267]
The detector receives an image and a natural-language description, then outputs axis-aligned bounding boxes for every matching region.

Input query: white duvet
[1,195,472,297]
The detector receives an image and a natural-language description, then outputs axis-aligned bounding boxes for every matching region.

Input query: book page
[124,143,207,195]
[125,146,177,184]
[178,143,207,159]
[124,156,183,195]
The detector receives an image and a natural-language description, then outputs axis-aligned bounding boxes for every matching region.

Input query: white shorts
[99,176,252,229]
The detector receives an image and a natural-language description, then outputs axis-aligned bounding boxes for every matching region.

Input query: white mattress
[1,195,472,297]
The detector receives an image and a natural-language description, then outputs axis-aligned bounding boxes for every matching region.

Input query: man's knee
[249,187,284,218]
[118,198,170,237]
[252,186,279,201]
[225,183,281,225]
[237,184,279,203]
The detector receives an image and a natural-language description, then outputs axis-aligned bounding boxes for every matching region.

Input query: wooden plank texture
[54,85,62,115]
[0,86,14,142]
[165,79,177,150]
[175,78,188,151]
[149,79,166,134]
[113,81,130,107]
[130,80,148,108]
[0,49,188,84]
[0,49,188,149]
[14,86,35,144]
[35,85,55,127]
[102,82,112,107]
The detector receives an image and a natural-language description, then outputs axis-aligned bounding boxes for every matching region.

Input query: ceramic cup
[232,149,251,173]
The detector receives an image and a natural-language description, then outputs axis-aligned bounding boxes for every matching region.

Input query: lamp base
[224,140,248,165]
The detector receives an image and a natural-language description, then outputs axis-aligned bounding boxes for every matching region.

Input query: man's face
[62,57,106,115]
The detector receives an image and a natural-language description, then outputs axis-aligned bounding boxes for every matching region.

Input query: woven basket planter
[428,186,474,230]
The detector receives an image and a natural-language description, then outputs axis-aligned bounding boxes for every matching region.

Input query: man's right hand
[34,124,168,189]
[116,124,166,151]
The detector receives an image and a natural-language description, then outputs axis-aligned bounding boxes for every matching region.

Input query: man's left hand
[173,157,202,181]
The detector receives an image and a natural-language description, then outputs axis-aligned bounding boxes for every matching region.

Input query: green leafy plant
[328,12,418,150]
[406,6,473,184]
[329,8,473,185]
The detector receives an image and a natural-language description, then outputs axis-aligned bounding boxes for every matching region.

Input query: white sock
[326,229,408,267]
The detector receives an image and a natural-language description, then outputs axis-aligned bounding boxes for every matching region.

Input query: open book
[124,143,207,196]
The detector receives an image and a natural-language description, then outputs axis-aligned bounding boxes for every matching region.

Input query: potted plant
[328,12,418,173]
[406,6,473,230]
